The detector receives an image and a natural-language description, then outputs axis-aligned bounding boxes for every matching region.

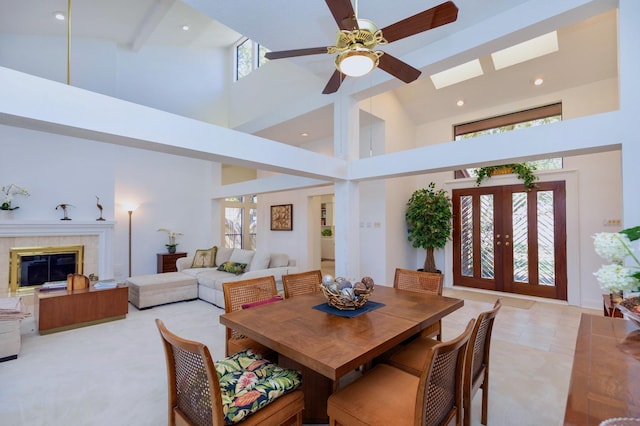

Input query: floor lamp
[128,210,133,277]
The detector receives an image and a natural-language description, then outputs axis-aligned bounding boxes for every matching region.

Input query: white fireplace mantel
[0,220,116,237]
[0,220,116,283]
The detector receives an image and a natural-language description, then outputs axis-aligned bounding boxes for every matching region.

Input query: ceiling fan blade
[325,0,358,30]
[265,47,330,60]
[378,53,421,83]
[322,70,346,94]
[381,1,459,43]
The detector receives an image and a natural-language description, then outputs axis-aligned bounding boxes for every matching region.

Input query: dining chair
[222,276,280,358]
[155,319,304,426]
[388,299,502,426]
[327,319,475,426]
[394,268,444,340]
[282,269,322,298]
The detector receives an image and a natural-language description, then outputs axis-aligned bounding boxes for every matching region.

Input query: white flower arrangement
[157,228,183,247]
[593,227,640,293]
[0,184,30,210]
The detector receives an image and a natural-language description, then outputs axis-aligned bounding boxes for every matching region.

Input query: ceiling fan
[264,0,459,94]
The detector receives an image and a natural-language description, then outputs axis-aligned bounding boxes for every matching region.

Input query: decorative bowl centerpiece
[618,296,640,328]
[320,275,374,310]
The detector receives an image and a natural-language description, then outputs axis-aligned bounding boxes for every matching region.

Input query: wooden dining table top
[219,285,464,381]
[564,313,640,425]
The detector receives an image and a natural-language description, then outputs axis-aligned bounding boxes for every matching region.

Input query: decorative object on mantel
[320,274,374,310]
[158,228,183,254]
[593,226,640,323]
[95,196,105,221]
[55,203,74,220]
[0,184,29,219]
[475,163,539,191]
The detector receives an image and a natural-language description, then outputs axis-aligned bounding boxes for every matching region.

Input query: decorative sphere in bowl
[322,274,334,285]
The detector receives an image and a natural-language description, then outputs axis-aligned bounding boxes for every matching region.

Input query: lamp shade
[336,48,379,77]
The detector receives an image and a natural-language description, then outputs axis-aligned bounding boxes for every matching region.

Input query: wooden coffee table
[36,283,128,334]
[220,285,463,423]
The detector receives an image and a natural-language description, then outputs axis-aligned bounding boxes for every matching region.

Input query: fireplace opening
[9,245,84,293]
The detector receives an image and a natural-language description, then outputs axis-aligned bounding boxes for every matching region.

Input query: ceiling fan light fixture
[336,47,378,77]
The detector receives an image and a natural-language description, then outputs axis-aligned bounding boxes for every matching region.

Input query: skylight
[430,59,484,90]
[491,31,559,70]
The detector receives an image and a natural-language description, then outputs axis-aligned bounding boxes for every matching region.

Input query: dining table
[219,284,464,423]
[564,313,640,425]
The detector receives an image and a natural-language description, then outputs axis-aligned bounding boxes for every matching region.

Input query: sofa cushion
[230,249,255,265]
[269,253,289,268]
[191,246,217,268]
[218,261,247,275]
[216,247,234,266]
[248,250,271,272]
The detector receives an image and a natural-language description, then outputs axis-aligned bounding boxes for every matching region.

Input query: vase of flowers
[158,228,183,253]
[0,184,30,219]
[593,226,640,300]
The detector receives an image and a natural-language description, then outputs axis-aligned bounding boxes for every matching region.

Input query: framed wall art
[270,204,293,231]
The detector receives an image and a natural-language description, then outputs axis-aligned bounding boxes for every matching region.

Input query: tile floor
[0,287,601,426]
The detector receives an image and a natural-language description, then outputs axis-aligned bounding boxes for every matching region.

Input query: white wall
[2,124,215,281]
[408,77,620,308]
[0,34,229,125]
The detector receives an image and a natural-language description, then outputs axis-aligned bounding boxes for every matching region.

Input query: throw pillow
[269,253,290,268]
[229,248,255,265]
[215,247,234,266]
[217,261,247,275]
[241,295,283,309]
[190,246,217,268]
[247,250,271,272]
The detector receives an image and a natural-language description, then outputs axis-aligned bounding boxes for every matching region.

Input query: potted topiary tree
[405,182,453,273]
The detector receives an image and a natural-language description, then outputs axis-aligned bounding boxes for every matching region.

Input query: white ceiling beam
[0,66,348,181]
[348,111,622,182]
[129,0,175,51]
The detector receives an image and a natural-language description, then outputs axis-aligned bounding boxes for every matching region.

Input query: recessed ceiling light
[534,78,544,86]
[491,31,558,70]
[300,132,309,137]
[456,99,464,107]
[181,25,190,31]
[54,11,65,20]
[430,60,484,90]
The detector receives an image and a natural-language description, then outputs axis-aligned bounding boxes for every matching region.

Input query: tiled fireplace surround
[0,221,116,306]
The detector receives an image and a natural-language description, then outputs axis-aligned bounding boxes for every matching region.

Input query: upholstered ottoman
[126,272,197,309]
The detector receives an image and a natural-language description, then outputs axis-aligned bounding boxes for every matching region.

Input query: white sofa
[177,247,297,308]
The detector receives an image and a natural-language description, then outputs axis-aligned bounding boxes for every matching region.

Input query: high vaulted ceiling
[0,0,618,146]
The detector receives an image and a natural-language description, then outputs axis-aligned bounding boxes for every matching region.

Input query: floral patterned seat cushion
[214,349,302,425]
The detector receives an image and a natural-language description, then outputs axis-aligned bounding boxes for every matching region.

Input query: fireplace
[0,220,114,295]
[9,245,84,292]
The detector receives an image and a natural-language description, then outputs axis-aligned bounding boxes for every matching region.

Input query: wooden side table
[157,252,187,273]
[37,284,128,334]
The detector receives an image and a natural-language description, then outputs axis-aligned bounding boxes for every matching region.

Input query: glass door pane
[511,192,528,283]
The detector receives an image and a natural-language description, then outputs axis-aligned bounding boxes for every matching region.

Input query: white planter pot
[0,210,14,220]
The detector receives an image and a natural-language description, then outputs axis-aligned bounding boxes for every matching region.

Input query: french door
[452,181,567,300]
